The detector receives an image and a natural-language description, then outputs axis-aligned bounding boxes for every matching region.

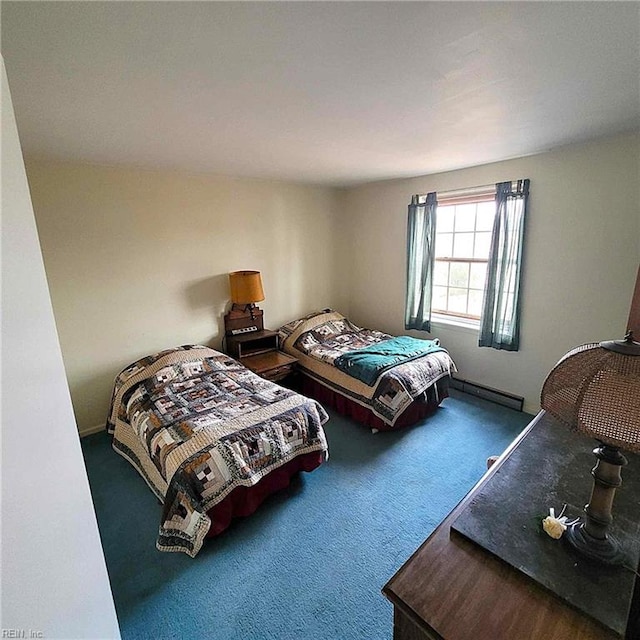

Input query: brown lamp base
[224,304,264,336]
[564,521,624,566]
[562,444,628,566]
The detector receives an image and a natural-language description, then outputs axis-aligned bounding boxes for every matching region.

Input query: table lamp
[228,270,264,320]
[540,331,640,564]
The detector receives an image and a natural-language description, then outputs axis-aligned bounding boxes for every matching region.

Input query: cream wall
[26,161,347,433]
[340,133,640,414]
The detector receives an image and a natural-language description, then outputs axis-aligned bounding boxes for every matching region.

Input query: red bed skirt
[205,450,324,537]
[299,373,450,432]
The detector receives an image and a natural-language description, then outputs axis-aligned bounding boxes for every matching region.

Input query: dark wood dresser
[383,411,640,640]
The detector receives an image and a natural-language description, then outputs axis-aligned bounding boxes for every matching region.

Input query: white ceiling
[2,1,639,187]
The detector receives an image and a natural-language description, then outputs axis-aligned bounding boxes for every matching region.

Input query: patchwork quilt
[107,345,329,557]
[279,311,455,427]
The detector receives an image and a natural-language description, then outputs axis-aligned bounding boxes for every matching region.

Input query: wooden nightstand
[241,350,298,383]
[226,329,279,360]
[225,329,298,384]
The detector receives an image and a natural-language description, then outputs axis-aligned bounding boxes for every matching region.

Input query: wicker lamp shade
[228,271,265,305]
[541,340,640,453]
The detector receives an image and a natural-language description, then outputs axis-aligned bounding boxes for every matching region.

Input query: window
[405,180,529,350]
[432,189,495,324]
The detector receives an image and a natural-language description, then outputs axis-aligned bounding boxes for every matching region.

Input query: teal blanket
[334,336,445,386]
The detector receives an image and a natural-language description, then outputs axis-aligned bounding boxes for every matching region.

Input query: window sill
[430,314,479,334]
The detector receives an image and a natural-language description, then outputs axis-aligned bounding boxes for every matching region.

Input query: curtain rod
[413,183,495,204]
[437,183,495,198]
[415,180,528,200]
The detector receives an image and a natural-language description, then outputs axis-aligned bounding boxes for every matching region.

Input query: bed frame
[298,371,450,432]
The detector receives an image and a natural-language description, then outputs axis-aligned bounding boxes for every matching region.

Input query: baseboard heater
[450,377,524,412]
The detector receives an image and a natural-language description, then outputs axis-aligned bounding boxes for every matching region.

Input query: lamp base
[224,305,264,336]
[564,521,624,565]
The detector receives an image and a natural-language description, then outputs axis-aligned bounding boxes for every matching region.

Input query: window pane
[435,233,453,258]
[454,204,476,232]
[448,288,468,314]
[468,289,484,317]
[428,190,504,323]
[449,262,469,288]
[453,232,474,258]
[432,286,448,310]
[469,262,487,289]
[433,261,449,287]
[476,202,495,231]
[474,232,492,258]
[437,205,455,232]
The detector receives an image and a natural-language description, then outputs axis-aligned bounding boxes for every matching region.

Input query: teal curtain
[405,193,437,331]
[479,179,529,350]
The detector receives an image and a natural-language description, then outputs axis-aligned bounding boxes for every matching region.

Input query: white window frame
[431,185,496,330]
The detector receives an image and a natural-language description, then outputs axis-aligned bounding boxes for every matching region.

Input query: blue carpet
[82,389,532,640]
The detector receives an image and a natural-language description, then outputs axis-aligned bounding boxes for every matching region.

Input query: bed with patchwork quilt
[278,311,455,431]
[107,345,329,557]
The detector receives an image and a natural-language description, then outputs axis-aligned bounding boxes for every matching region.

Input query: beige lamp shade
[540,339,640,453]
[228,270,265,304]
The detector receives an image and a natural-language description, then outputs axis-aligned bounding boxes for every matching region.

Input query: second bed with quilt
[278,310,455,431]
